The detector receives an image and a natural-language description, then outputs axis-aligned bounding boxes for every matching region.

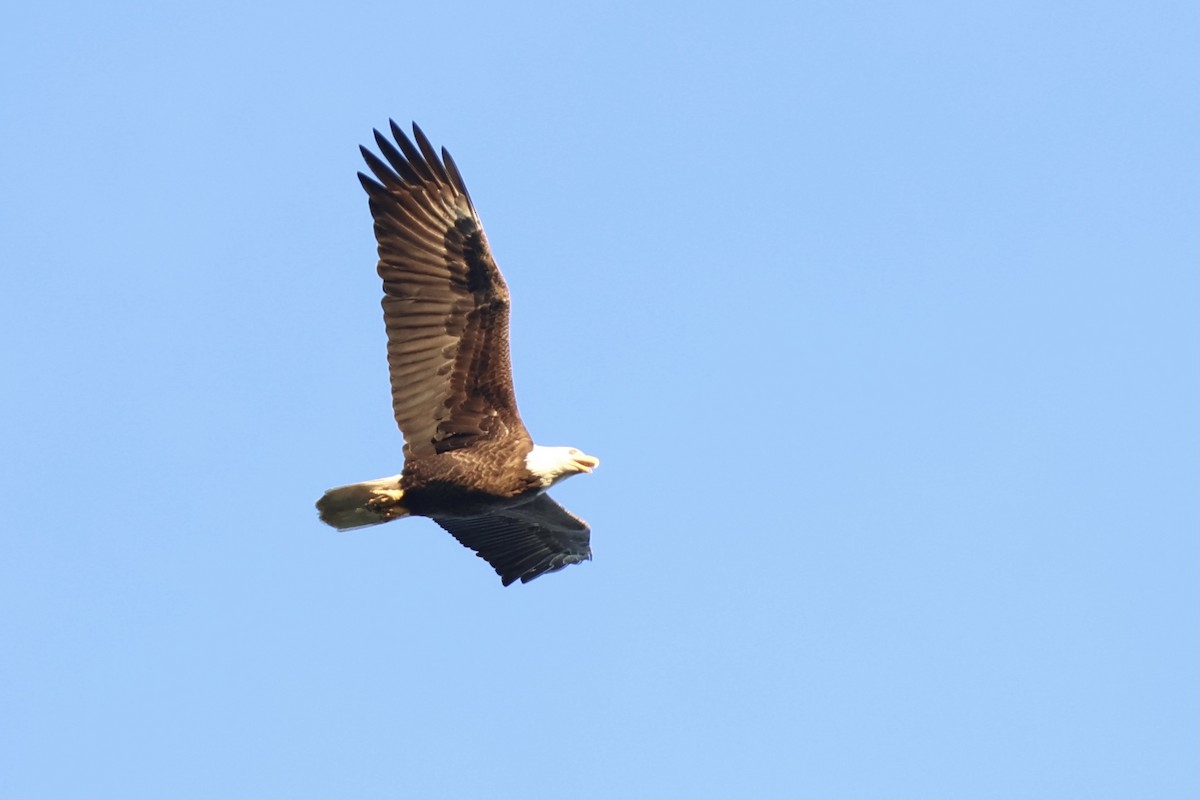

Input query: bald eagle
[316,122,600,586]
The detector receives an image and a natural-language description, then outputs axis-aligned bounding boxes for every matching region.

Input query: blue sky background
[1,1,1196,798]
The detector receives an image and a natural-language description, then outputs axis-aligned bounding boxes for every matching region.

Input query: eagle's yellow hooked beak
[572,451,600,473]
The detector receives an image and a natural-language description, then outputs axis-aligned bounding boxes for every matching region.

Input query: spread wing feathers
[358,121,528,459]
[433,495,592,586]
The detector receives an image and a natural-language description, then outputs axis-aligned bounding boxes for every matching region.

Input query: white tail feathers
[315,475,409,530]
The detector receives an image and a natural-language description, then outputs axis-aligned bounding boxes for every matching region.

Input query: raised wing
[358,121,528,459]
[433,494,592,586]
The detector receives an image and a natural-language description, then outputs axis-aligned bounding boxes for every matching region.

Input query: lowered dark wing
[358,121,529,460]
[433,495,592,586]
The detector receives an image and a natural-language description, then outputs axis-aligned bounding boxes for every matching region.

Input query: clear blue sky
[1,1,1195,798]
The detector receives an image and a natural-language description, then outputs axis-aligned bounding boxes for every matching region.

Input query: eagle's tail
[315,475,409,530]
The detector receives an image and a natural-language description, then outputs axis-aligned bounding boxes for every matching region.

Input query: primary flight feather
[316,122,599,586]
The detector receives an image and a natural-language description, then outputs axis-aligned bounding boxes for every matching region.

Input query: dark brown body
[397,439,542,518]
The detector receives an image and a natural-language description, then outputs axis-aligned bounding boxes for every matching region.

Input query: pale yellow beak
[572,452,600,473]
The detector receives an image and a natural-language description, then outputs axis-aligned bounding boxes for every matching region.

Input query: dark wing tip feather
[441,148,473,203]
[388,120,435,182]
[356,171,390,201]
[359,146,400,187]
[371,128,422,184]
[411,123,451,184]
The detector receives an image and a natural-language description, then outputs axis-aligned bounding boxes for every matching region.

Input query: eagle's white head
[525,445,600,489]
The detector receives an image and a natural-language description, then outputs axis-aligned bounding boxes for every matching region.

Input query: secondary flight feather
[316,121,599,586]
